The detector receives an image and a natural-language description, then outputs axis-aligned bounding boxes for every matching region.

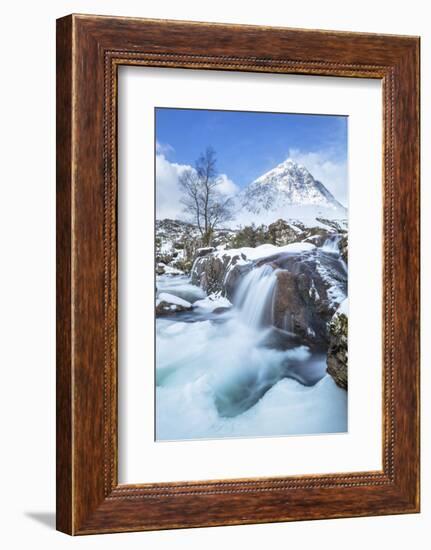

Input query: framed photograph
[56,14,420,534]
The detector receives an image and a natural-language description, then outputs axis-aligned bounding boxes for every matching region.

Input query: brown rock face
[272,267,331,348]
[191,252,249,297]
[326,309,348,389]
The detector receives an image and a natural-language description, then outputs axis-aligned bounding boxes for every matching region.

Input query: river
[155,243,347,441]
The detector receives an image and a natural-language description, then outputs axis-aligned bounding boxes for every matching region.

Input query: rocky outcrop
[266,218,341,248]
[191,242,347,349]
[195,247,215,258]
[326,302,348,389]
[155,219,237,275]
[156,217,348,277]
[191,251,249,297]
[315,217,347,233]
[267,219,304,246]
[191,254,225,294]
[339,234,348,264]
[302,227,333,247]
[271,258,334,348]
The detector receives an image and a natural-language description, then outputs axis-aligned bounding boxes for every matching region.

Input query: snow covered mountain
[241,159,346,218]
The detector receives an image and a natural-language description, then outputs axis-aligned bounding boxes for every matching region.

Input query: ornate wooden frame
[56,14,420,535]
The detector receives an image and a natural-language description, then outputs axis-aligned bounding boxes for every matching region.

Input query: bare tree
[179,147,234,245]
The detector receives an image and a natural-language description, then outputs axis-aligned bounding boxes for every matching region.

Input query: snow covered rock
[265,218,346,249]
[191,255,225,294]
[326,299,348,389]
[267,219,305,246]
[193,294,232,312]
[155,219,238,275]
[191,251,249,296]
[195,247,215,258]
[156,263,166,275]
[155,292,193,316]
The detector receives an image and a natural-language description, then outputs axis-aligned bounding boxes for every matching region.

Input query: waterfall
[234,264,278,328]
[321,234,347,276]
[322,234,342,254]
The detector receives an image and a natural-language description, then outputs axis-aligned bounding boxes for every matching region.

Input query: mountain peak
[242,157,346,216]
[255,158,313,186]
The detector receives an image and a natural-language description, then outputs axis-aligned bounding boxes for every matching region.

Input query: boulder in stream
[155,292,193,316]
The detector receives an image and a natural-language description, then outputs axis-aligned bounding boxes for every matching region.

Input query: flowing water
[235,265,278,328]
[155,246,347,441]
[322,234,347,275]
[322,234,342,254]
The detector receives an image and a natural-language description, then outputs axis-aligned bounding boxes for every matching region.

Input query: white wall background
[0,1,427,548]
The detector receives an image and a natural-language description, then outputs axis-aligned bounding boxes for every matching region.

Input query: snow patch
[216,242,315,263]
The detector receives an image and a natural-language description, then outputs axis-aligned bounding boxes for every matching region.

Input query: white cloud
[156,141,175,156]
[156,153,189,219]
[156,153,239,220]
[216,174,240,197]
[288,148,348,207]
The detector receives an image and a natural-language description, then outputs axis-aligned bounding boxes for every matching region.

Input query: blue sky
[155,108,348,220]
[155,107,347,191]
